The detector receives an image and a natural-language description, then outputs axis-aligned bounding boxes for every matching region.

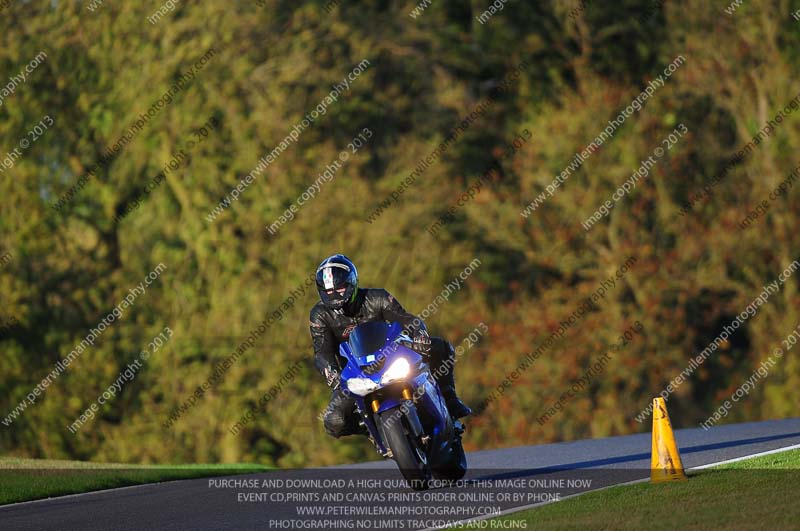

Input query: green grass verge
[0,457,271,505]
[492,448,800,530]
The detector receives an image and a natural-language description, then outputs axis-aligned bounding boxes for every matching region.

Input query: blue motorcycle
[339,321,467,490]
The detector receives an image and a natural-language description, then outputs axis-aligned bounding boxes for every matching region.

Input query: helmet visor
[317,264,351,290]
[316,264,355,306]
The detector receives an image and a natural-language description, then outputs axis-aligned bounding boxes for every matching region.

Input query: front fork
[367,377,461,459]
[367,383,423,458]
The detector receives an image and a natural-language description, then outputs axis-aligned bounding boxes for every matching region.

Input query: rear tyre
[434,436,467,481]
[379,410,431,490]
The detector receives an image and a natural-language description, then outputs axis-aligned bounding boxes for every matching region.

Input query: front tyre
[379,410,431,490]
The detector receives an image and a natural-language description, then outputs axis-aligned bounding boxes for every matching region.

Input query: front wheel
[379,410,431,490]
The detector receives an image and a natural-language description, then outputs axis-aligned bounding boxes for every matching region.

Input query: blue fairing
[338,321,454,462]
[345,321,404,363]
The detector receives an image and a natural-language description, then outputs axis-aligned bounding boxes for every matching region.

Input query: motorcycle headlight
[346,377,379,396]
[380,358,411,384]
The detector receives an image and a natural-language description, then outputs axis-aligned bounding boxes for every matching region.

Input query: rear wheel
[434,436,467,481]
[379,410,431,490]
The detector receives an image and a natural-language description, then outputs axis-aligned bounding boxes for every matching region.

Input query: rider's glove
[323,366,340,389]
[412,330,432,354]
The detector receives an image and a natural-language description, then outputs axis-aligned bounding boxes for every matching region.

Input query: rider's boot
[439,371,473,419]
[434,342,472,419]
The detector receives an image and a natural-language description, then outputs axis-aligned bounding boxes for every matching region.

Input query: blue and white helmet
[315,254,358,310]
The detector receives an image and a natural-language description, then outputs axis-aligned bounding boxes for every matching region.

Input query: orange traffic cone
[650,397,687,482]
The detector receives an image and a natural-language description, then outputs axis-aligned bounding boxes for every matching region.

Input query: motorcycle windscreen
[348,321,403,360]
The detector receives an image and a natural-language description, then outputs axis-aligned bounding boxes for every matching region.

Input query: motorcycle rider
[310,254,472,438]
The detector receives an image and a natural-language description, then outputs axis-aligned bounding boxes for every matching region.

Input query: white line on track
[688,442,800,470]
[0,477,179,509]
[425,442,800,531]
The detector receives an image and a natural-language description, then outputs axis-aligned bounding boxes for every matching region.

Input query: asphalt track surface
[2,417,798,531]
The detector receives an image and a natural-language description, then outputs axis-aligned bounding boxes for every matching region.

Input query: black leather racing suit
[310,287,459,437]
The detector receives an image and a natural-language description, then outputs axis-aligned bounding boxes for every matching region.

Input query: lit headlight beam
[346,378,379,396]
[380,358,411,384]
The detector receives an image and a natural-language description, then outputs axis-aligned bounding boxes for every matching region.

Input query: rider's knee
[443,339,455,357]
[323,409,348,438]
[429,337,454,361]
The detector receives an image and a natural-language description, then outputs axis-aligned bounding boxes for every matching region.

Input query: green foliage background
[1,0,798,467]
